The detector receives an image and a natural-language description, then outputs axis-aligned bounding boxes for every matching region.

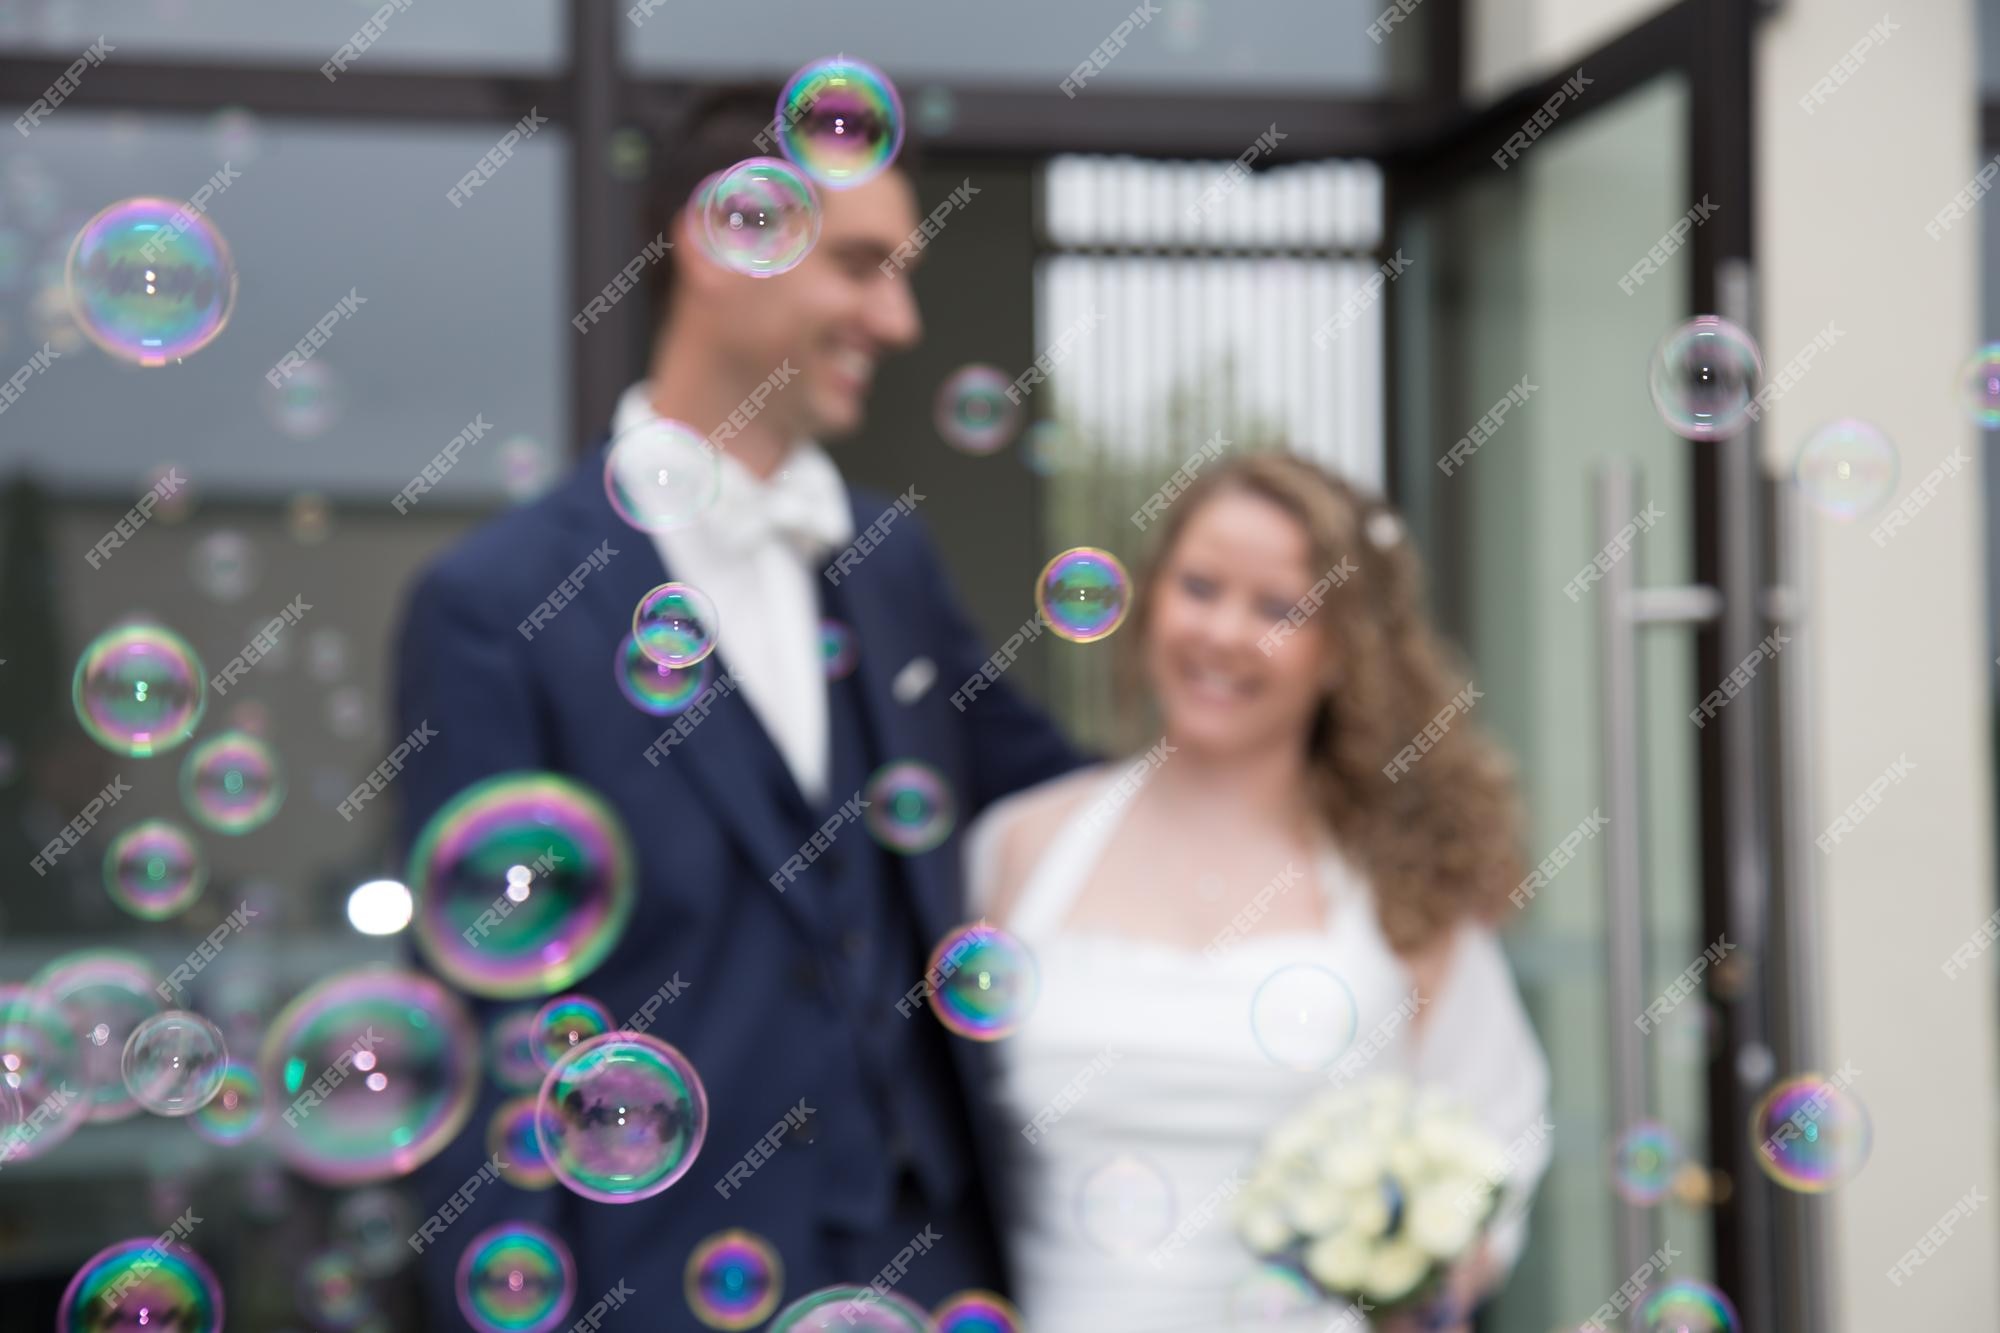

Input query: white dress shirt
[610,382,854,806]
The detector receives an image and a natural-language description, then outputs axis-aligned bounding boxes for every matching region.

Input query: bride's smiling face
[1143,486,1331,757]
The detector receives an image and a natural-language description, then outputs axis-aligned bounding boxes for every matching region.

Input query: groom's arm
[907,517,1089,814]
[391,555,564,1321]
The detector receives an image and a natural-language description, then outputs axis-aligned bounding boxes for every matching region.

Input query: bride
[966,453,1552,1332]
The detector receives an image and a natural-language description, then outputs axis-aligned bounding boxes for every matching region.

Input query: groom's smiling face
[1144,487,1331,756]
[679,170,925,443]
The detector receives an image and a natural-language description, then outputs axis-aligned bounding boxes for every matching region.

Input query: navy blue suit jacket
[393,447,1080,1324]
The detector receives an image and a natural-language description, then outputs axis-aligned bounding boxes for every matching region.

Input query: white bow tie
[608,383,854,562]
[703,452,853,562]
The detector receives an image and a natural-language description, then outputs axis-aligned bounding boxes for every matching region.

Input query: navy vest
[758,579,982,1232]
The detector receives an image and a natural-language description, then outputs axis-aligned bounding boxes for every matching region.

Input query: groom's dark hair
[640,82,926,328]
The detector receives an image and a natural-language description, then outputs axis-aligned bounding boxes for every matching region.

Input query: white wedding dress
[966,766,1554,1333]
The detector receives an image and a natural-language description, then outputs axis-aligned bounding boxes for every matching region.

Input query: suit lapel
[563,457,824,938]
[830,493,965,948]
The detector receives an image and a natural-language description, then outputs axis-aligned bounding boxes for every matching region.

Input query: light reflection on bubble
[1035,547,1130,644]
[260,966,479,1185]
[456,1222,576,1333]
[774,57,906,191]
[58,1238,224,1333]
[534,1032,708,1203]
[409,773,637,999]
[66,196,237,365]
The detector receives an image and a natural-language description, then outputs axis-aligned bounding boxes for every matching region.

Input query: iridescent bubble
[771,1287,930,1332]
[685,1228,784,1330]
[933,1289,1022,1333]
[1648,315,1762,442]
[774,57,906,191]
[302,1249,373,1330]
[820,619,858,681]
[1962,346,2000,425]
[604,416,720,531]
[1036,547,1131,644]
[502,436,558,502]
[332,1188,419,1276]
[615,633,711,716]
[66,196,237,365]
[1248,963,1357,1071]
[210,106,261,164]
[688,170,729,265]
[609,127,650,183]
[1075,1153,1177,1256]
[1164,0,1206,52]
[122,1010,227,1117]
[1750,1073,1871,1192]
[102,819,206,921]
[1611,1120,1683,1206]
[327,685,369,738]
[534,1032,708,1203]
[289,492,334,545]
[180,729,285,835]
[408,772,638,999]
[935,365,1022,455]
[1226,1266,1315,1325]
[192,530,255,601]
[1793,420,1897,520]
[191,1058,265,1143]
[35,950,163,1123]
[863,760,954,854]
[532,995,615,1069]
[633,582,720,669]
[260,966,480,1184]
[0,982,92,1162]
[1021,420,1074,476]
[308,628,350,682]
[701,157,821,278]
[33,276,85,354]
[149,461,197,522]
[457,1223,576,1333]
[925,924,1039,1041]
[58,1238,224,1333]
[72,622,207,757]
[914,86,956,137]
[265,359,342,437]
[243,1161,291,1219]
[1638,1278,1739,1333]
[489,1007,545,1093]
[489,1094,557,1190]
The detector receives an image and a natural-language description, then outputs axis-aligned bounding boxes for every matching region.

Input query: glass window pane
[627,0,1392,94]
[1,111,567,499]
[0,0,560,71]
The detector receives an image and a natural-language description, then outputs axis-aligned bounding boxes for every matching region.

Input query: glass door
[1390,70,1740,1332]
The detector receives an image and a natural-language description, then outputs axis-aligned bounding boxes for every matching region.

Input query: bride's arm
[1405,924,1555,1311]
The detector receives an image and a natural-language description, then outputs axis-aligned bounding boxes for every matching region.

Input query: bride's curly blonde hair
[1125,452,1525,957]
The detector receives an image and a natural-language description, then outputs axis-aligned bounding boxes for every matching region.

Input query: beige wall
[1759,1,1999,1328]
[1470,0,2000,1329]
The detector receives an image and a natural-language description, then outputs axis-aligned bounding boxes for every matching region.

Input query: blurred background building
[0,0,1995,1329]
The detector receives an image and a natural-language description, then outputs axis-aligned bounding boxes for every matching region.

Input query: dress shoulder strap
[1001,769,1135,942]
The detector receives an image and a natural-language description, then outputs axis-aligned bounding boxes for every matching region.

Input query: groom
[394,87,1078,1322]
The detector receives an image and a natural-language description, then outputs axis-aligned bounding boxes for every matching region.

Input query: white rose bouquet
[1232,1075,1509,1325]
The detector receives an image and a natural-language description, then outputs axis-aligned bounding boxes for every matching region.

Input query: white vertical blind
[1036,153,1386,492]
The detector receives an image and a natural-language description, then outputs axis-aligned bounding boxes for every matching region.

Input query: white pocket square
[892,656,936,705]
